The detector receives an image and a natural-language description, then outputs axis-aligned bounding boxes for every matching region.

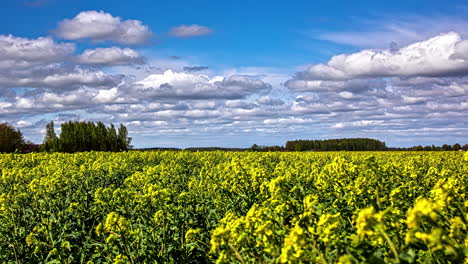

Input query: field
[0,151,467,263]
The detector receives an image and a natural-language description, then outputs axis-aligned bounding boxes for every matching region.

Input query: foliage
[42,121,132,153]
[285,138,387,151]
[0,122,25,153]
[0,151,466,263]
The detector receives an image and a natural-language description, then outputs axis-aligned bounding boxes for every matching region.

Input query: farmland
[0,151,467,263]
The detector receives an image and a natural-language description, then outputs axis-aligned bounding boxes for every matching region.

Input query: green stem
[228,243,245,264]
[378,227,400,263]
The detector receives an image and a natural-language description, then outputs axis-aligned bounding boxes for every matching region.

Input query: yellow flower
[25,232,36,246]
[337,255,355,264]
[356,207,380,237]
[407,198,438,229]
[103,212,128,234]
[113,255,129,264]
[317,213,341,243]
[279,225,306,263]
[185,228,201,242]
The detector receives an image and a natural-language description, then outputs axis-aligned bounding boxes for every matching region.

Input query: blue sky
[1,0,467,148]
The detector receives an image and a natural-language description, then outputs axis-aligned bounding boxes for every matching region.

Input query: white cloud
[401,95,428,104]
[292,32,468,82]
[169,24,212,37]
[286,78,384,92]
[54,10,152,44]
[136,70,271,99]
[452,40,468,60]
[0,34,74,69]
[1,25,465,148]
[331,120,385,128]
[316,15,468,48]
[263,117,313,125]
[16,97,35,109]
[190,101,217,109]
[75,47,144,65]
[16,120,33,128]
[256,96,284,106]
[0,66,118,89]
[338,91,354,99]
[224,100,255,109]
[95,87,119,103]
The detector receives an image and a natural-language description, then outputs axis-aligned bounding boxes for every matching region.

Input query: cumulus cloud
[286,78,385,92]
[2,19,466,148]
[284,32,468,139]
[452,40,468,60]
[256,96,284,106]
[291,32,468,82]
[0,65,119,89]
[136,70,271,99]
[95,87,119,103]
[0,34,127,94]
[54,10,152,44]
[0,34,74,69]
[169,24,213,38]
[331,120,385,129]
[281,32,468,145]
[75,47,144,65]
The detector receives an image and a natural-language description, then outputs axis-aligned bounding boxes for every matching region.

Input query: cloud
[75,47,144,65]
[169,24,213,38]
[0,34,74,69]
[286,78,385,92]
[282,32,467,145]
[290,32,468,82]
[224,100,256,109]
[54,10,152,44]
[256,96,284,106]
[136,70,271,99]
[183,66,209,72]
[331,120,385,129]
[94,87,119,103]
[316,15,468,48]
[0,65,119,89]
[2,23,465,148]
[452,40,468,60]
[0,34,127,92]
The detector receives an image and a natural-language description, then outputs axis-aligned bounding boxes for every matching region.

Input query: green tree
[47,121,131,153]
[250,144,260,152]
[453,143,461,151]
[442,144,452,151]
[413,145,424,151]
[107,124,118,152]
[42,121,59,151]
[0,123,25,153]
[117,124,132,150]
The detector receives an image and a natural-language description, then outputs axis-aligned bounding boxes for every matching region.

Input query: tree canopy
[285,138,387,151]
[42,121,132,153]
[0,123,25,153]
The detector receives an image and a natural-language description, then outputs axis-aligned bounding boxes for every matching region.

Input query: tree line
[284,138,387,151]
[0,121,131,153]
[390,143,468,151]
[1,122,467,153]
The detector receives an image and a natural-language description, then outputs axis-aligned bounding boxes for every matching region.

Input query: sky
[1,0,467,148]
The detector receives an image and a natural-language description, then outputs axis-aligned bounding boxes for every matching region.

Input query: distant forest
[0,121,131,153]
[284,138,386,151]
[0,121,467,153]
